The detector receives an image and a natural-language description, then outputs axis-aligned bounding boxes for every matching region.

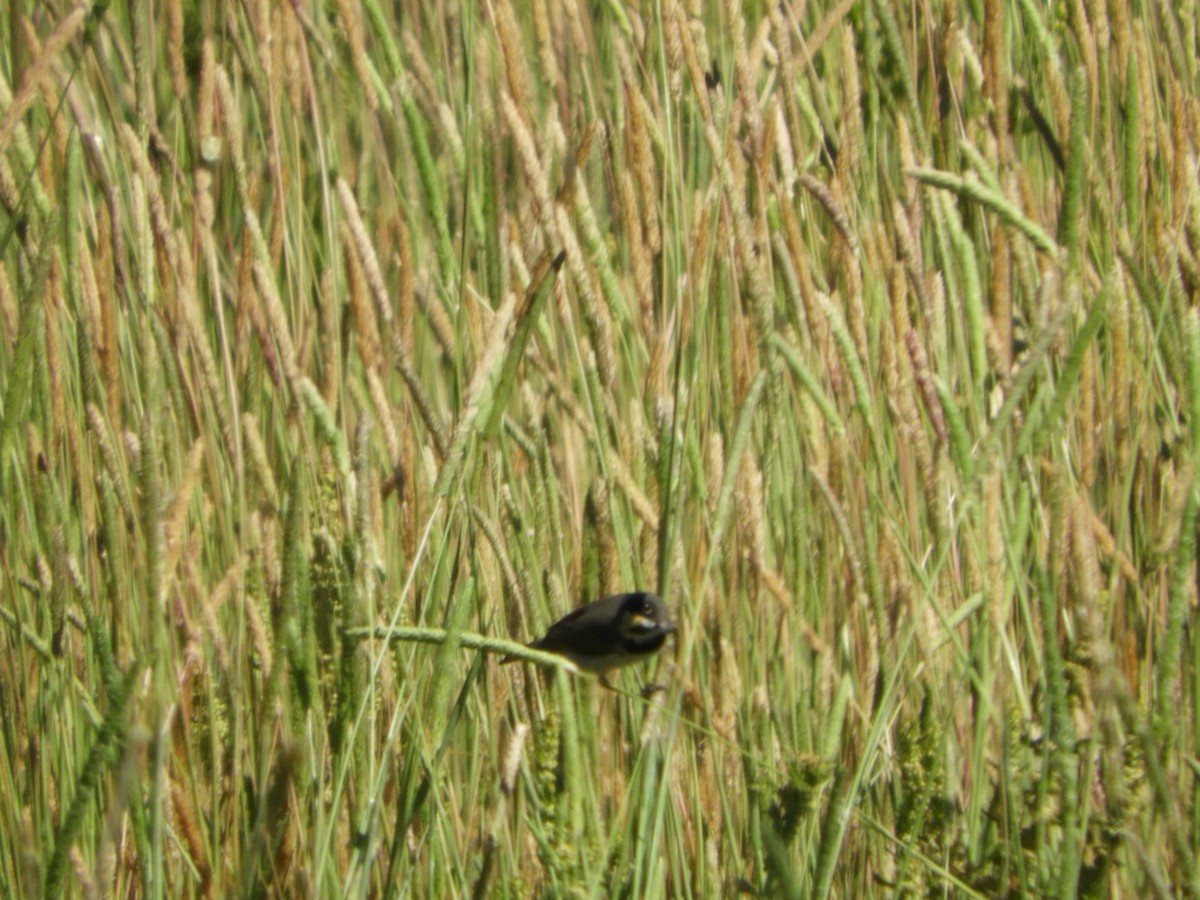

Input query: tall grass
[1,0,1199,896]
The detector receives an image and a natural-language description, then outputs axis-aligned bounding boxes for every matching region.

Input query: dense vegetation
[2,0,1199,896]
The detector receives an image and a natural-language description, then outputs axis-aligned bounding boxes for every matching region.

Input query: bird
[506,592,676,681]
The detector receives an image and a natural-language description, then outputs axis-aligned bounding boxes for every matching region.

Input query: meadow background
[2,0,1199,896]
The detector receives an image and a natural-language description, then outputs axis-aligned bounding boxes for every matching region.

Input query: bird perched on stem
[506,592,676,687]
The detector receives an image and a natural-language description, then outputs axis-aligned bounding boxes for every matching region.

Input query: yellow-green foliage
[1,1,1199,897]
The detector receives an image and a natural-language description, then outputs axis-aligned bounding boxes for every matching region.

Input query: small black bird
[509,592,676,677]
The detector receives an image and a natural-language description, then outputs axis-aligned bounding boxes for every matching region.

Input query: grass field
[2,0,1200,896]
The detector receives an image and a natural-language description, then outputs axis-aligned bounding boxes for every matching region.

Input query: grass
[1,0,1199,896]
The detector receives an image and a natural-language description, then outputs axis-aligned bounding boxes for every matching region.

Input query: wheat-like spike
[240,413,280,509]
[163,438,206,577]
[342,222,383,372]
[338,178,393,325]
[500,91,556,240]
[0,5,88,150]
